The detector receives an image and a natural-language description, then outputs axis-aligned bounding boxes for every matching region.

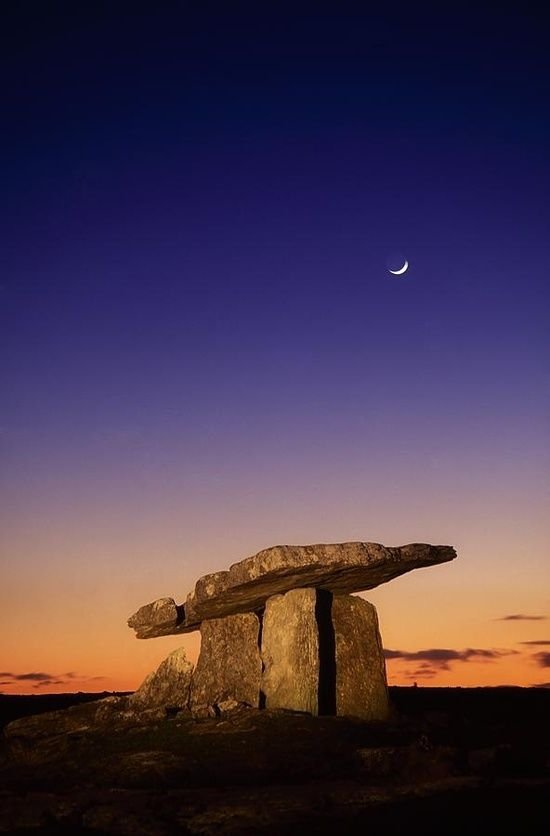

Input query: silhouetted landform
[1,687,548,834]
[126,542,454,722]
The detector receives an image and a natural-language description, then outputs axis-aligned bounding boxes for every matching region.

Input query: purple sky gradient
[1,4,549,689]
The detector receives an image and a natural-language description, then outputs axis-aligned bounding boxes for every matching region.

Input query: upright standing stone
[332,595,389,721]
[261,588,319,714]
[190,613,262,712]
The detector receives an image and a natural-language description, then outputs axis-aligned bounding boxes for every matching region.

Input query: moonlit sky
[1,4,549,694]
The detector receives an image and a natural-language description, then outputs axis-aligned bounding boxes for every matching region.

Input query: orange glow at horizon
[1,551,548,695]
[1,466,548,695]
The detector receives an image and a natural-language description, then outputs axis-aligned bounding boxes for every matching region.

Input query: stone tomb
[128,542,456,720]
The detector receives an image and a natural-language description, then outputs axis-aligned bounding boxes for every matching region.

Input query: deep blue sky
[3,3,548,443]
[1,4,549,690]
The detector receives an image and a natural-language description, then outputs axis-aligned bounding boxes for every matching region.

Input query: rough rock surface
[128,542,456,638]
[190,613,262,712]
[129,646,193,712]
[127,596,181,639]
[3,689,548,835]
[332,595,390,721]
[261,588,319,714]
[4,696,143,764]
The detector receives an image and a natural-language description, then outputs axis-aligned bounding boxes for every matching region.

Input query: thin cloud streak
[403,663,439,680]
[520,640,550,646]
[497,614,547,621]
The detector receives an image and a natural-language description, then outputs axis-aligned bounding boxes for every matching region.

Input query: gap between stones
[256,607,267,710]
[316,590,337,716]
[255,590,337,715]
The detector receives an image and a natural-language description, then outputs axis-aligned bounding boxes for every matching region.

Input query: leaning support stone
[261,588,320,714]
[332,595,389,721]
[190,613,262,713]
[129,646,193,713]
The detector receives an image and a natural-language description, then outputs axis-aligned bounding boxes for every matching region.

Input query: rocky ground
[1,687,548,834]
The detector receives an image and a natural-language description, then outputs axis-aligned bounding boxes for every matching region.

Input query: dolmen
[128,542,456,721]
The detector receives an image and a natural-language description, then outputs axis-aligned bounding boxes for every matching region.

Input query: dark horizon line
[2,684,549,698]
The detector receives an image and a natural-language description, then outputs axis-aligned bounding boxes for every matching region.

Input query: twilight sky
[1,3,549,694]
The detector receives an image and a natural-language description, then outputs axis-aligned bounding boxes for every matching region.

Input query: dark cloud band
[384,647,517,671]
[0,671,102,689]
[520,640,550,646]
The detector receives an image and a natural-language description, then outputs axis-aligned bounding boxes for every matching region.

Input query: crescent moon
[389,260,409,275]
